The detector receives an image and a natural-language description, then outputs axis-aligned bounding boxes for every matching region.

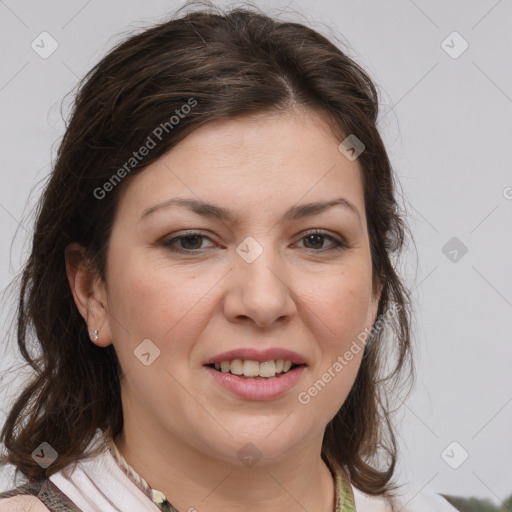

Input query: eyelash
[160,229,346,254]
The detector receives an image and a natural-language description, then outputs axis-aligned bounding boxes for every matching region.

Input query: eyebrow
[138,196,361,226]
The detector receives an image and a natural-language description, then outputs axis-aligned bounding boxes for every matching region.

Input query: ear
[64,242,112,347]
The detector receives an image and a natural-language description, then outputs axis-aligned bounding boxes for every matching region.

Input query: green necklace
[333,469,357,512]
[149,467,356,512]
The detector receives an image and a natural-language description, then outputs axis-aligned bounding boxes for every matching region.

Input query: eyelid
[299,228,345,242]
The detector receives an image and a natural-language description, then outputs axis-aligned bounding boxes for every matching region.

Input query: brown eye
[297,230,345,251]
[161,232,215,253]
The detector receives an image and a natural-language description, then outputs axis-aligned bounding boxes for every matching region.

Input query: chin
[196,426,307,466]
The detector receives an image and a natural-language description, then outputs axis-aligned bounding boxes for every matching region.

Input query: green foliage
[499,494,512,512]
[441,494,512,512]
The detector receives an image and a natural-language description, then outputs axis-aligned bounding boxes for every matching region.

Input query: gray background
[1,0,511,506]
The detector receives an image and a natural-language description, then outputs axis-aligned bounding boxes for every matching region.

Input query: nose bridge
[226,235,295,326]
[237,234,287,293]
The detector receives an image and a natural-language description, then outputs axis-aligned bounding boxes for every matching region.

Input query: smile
[203,363,307,400]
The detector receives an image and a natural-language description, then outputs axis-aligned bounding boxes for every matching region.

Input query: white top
[0,428,458,512]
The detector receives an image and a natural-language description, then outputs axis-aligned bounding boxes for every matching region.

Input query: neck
[113,422,337,512]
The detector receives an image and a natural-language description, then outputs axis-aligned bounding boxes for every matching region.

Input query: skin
[66,108,382,512]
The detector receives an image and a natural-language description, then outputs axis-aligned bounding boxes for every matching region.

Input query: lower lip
[203,365,307,400]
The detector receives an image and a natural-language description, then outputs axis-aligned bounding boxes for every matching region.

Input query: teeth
[243,360,260,377]
[259,361,276,377]
[231,359,243,375]
[212,359,296,378]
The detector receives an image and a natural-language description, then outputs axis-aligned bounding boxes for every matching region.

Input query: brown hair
[0,0,414,498]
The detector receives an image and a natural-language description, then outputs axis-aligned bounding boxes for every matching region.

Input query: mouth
[203,360,308,400]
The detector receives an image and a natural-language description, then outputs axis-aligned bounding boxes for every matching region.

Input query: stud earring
[90,329,99,342]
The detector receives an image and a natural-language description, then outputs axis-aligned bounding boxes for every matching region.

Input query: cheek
[316,265,372,408]
[106,254,216,370]
[106,262,200,397]
[296,263,371,409]
[304,264,373,342]
[108,253,193,329]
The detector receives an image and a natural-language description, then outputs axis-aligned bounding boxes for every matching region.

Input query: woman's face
[93,109,381,465]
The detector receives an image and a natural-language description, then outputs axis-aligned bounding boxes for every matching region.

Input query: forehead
[115,109,366,224]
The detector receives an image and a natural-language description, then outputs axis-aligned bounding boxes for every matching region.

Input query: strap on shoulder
[0,478,43,498]
[0,478,83,512]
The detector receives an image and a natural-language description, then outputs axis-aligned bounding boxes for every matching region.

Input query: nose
[223,243,297,328]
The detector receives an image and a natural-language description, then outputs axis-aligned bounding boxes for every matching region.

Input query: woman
[0,2,458,511]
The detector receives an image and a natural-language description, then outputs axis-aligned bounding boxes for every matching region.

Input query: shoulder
[0,495,51,511]
[352,485,459,512]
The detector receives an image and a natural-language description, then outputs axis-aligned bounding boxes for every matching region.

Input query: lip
[203,347,308,366]
[203,364,307,400]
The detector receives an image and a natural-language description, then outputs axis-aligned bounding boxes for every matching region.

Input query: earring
[90,329,99,342]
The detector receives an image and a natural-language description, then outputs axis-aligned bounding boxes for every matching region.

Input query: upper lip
[203,348,308,366]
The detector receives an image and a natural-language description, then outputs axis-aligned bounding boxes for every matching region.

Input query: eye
[160,229,346,254]
[160,231,216,253]
[295,229,346,252]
